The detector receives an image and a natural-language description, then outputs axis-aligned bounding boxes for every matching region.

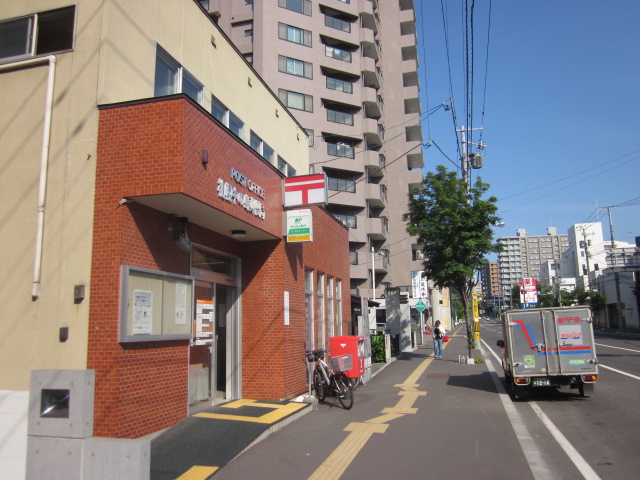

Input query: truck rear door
[549,307,597,375]
[507,310,549,377]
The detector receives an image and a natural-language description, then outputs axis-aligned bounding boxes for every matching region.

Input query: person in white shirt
[432,320,446,358]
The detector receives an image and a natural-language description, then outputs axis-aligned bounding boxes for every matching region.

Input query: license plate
[532,378,551,387]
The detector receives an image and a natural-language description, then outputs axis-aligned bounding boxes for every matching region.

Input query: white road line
[599,364,640,380]
[594,343,640,354]
[481,340,601,480]
[478,342,553,480]
[528,402,601,480]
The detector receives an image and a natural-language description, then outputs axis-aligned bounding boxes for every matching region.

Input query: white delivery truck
[496,306,598,399]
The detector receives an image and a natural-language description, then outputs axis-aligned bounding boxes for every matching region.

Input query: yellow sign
[287,234,311,242]
[472,293,480,320]
[474,318,480,340]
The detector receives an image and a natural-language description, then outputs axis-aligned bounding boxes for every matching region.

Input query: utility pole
[603,206,625,330]
[456,125,485,193]
[579,227,593,292]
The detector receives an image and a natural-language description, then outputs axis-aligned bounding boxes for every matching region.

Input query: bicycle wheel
[334,372,354,410]
[313,366,326,401]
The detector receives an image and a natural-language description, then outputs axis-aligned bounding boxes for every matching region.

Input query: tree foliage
[403,165,501,353]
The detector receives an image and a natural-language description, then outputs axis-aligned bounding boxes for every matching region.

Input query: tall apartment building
[207,0,424,299]
[498,228,569,299]
[480,261,501,299]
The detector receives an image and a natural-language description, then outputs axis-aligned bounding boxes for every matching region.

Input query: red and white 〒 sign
[283,174,328,207]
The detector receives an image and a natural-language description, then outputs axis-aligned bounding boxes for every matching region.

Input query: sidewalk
[151,330,518,479]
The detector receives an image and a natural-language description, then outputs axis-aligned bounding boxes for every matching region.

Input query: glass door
[190,281,214,407]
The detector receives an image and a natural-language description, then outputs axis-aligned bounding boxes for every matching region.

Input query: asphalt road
[480,317,640,480]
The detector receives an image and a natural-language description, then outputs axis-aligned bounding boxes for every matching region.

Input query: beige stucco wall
[0,0,309,390]
[98,0,309,174]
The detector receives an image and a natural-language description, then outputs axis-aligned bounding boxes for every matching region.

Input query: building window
[327,176,356,193]
[327,140,354,158]
[0,6,75,63]
[211,96,245,138]
[349,246,358,265]
[305,129,315,147]
[279,0,312,16]
[325,14,351,33]
[336,279,342,335]
[327,108,354,125]
[327,277,335,338]
[278,156,296,177]
[317,273,325,349]
[278,89,313,112]
[244,28,253,36]
[250,131,274,163]
[278,55,313,79]
[305,269,314,350]
[326,76,353,93]
[325,45,351,62]
[155,46,204,105]
[333,213,357,229]
[278,23,312,47]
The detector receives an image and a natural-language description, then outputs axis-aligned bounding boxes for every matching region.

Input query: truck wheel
[579,383,593,398]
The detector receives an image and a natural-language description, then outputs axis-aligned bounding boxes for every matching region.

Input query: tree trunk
[460,292,475,358]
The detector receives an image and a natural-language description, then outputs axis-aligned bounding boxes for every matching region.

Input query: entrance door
[189,248,240,410]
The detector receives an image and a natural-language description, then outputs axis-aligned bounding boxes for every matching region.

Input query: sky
[414,0,640,248]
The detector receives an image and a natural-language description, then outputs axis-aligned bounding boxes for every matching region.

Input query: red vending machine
[330,336,365,379]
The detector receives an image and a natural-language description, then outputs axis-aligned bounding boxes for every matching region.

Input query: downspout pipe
[0,55,57,299]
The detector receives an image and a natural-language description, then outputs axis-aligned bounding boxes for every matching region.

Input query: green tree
[537,283,558,308]
[403,165,501,356]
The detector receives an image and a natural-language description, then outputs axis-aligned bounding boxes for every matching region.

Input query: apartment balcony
[362,150,383,177]
[405,124,422,143]
[365,182,385,208]
[407,168,423,193]
[402,44,417,62]
[400,0,415,12]
[360,26,375,46]
[350,261,369,282]
[403,70,419,87]
[400,19,416,36]
[402,57,418,75]
[359,0,375,28]
[363,118,382,148]
[349,218,368,244]
[362,86,382,118]
[404,88,420,115]
[329,188,363,208]
[407,150,424,170]
[367,217,388,241]
[323,155,364,175]
[361,56,380,89]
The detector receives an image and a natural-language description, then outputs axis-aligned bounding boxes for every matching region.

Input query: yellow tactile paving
[175,465,218,480]
[194,401,307,424]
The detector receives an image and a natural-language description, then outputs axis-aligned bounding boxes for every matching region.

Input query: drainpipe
[0,55,57,299]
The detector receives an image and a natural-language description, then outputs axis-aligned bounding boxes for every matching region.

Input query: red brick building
[91,96,350,438]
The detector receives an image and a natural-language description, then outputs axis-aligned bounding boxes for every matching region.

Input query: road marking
[594,342,640,354]
[480,341,553,480]
[175,466,218,479]
[307,355,432,480]
[599,364,640,380]
[529,402,601,480]
[482,340,601,480]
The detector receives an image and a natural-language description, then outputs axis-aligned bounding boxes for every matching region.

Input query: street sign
[415,300,427,312]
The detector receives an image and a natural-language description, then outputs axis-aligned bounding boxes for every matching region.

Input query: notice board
[119,265,194,342]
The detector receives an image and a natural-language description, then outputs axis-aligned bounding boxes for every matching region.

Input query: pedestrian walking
[432,320,446,358]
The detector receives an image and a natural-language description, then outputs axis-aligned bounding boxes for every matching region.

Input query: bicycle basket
[329,354,352,372]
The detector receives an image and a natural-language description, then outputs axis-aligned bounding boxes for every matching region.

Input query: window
[279,0,312,16]
[325,45,351,62]
[278,23,312,47]
[333,213,357,228]
[327,140,354,158]
[250,131,274,163]
[0,6,75,63]
[305,269,314,350]
[278,55,312,79]
[155,46,204,105]
[325,14,351,33]
[278,89,313,112]
[327,108,353,125]
[244,28,253,36]
[278,156,296,177]
[211,96,245,138]
[317,273,325,349]
[336,280,342,336]
[326,76,353,93]
[349,246,358,265]
[327,277,335,338]
[305,129,315,147]
[328,176,356,193]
